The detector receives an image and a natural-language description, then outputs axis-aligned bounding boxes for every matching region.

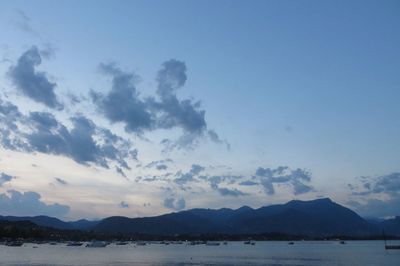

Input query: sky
[0,0,399,220]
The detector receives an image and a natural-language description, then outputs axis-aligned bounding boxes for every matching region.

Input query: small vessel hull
[5,242,23,247]
[385,246,400,250]
[206,242,220,246]
[67,242,83,246]
[86,241,107,248]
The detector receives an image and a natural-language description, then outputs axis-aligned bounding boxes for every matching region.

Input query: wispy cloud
[54,177,68,186]
[14,10,40,37]
[0,173,14,187]
[8,46,63,109]
[119,201,129,208]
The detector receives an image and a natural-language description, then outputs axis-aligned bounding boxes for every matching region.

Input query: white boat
[86,240,108,247]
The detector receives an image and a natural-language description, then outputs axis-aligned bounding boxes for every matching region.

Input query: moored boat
[5,241,23,247]
[67,241,83,246]
[86,240,108,247]
[385,245,400,250]
[383,230,400,250]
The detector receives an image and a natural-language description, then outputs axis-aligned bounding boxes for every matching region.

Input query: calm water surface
[1,240,399,266]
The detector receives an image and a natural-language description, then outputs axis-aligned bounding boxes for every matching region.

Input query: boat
[384,238,400,250]
[206,241,220,246]
[244,240,255,245]
[340,241,346,245]
[188,240,205,245]
[5,241,23,247]
[385,245,400,250]
[115,241,128,245]
[67,241,83,246]
[383,230,400,250]
[288,242,295,245]
[86,240,108,247]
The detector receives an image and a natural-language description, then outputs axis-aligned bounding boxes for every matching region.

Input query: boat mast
[383,230,387,249]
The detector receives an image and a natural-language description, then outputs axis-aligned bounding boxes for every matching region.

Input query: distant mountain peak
[217,207,234,211]
[314,197,333,202]
[236,205,253,211]
[286,197,333,205]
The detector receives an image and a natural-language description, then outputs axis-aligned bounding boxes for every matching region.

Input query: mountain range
[1,198,399,237]
[0,215,99,231]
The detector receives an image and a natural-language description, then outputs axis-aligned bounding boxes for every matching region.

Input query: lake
[0,240,399,265]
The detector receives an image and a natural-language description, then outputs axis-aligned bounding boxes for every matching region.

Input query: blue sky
[0,0,399,220]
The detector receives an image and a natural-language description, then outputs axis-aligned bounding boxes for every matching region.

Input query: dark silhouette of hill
[1,198,399,237]
[93,198,380,237]
[0,215,98,231]
[380,216,400,236]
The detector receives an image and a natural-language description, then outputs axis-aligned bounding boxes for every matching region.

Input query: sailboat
[383,230,400,250]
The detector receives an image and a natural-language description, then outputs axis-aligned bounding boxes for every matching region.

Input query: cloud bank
[163,197,186,211]
[0,97,135,169]
[348,172,400,218]
[92,59,224,150]
[0,190,70,218]
[254,166,313,195]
